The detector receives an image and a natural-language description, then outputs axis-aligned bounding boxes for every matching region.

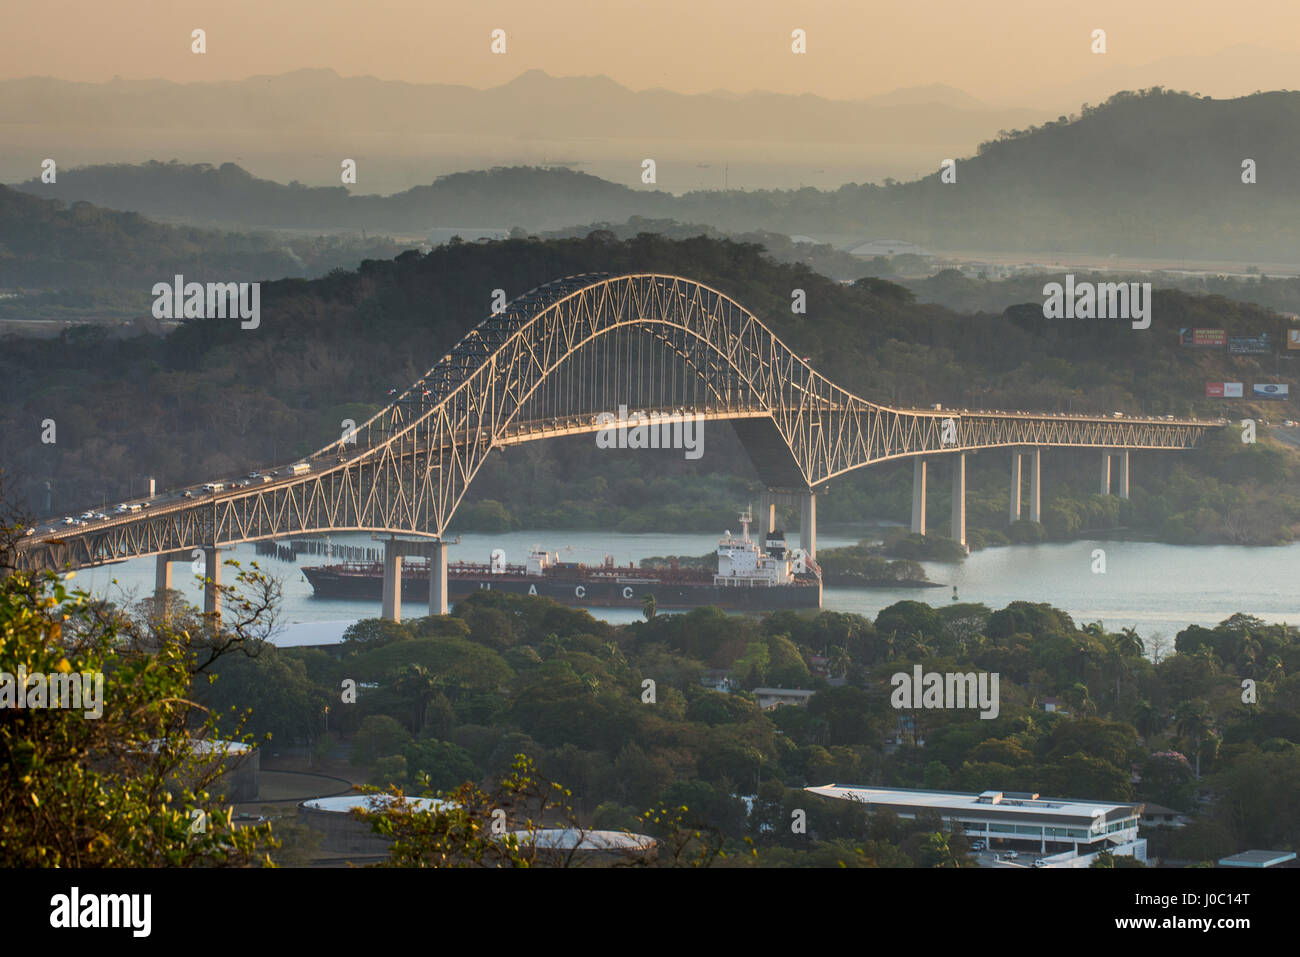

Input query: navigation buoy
[952,586,959,601]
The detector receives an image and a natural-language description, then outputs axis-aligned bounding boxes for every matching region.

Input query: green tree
[0,565,275,866]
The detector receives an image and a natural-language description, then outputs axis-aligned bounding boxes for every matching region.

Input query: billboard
[1228,334,1273,355]
[1206,382,1244,397]
[1252,383,1290,400]
[1180,328,1226,347]
[1289,329,1300,351]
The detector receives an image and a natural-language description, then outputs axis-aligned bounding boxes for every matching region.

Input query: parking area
[968,840,1064,868]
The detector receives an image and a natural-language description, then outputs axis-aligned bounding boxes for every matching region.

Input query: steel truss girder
[16,274,1215,573]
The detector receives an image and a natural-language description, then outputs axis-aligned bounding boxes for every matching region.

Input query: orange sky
[4,0,1300,101]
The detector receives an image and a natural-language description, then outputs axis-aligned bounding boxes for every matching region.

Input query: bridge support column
[911,458,927,535]
[1010,452,1022,523]
[951,453,966,549]
[382,542,403,622]
[1117,450,1130,500]
[155,554,173,619]
[428,541,447,615]
[799,491,816,560]
[757,491,776,534]
[202,547,222,623]
[1100,451,1112,495]
[1028,448,1042,524]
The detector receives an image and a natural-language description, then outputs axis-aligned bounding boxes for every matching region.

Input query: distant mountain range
[13,87,1300,261]
[0,68,1049,192]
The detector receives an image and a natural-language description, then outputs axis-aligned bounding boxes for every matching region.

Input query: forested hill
[14,89,1300,259]
[13,162,672,233]
[1,235,1296,538]
[0,184,408,292]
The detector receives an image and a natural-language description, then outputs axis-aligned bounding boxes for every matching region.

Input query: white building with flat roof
[806,785,1144,858]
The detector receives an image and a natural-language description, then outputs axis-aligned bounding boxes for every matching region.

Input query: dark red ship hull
[301,561,821,610]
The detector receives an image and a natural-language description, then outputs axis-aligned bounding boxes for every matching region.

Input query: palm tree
[1115,626,1144,658]
[1103,638,1133,702]
[641,593,657,621]
[1134,698,1164,745]
[394,664,440,733]
[875,630,898,666]
[1174,700,1214,778]
[828,646,851,679]
[1067,681,1094,717]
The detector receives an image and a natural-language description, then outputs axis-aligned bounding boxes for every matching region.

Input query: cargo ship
[300,510,822,610]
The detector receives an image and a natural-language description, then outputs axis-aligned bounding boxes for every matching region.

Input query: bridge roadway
[12,272,1220,620]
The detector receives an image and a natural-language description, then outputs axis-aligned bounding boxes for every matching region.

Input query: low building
[1040,696,1069,714]
[700,670,738,693]
[753,688,815,710]
[1218,850,1297,868]
[807,784,1145,860]
[1140,803,1190,829]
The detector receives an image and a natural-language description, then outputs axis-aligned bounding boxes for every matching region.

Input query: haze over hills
[0,68,1049,193]
[1013,43,1300,111]
[14,88,1300,262]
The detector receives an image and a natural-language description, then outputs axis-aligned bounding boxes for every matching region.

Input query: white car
[24,527,35,536]
[1003,850,1019,860]
[62,516,76,525]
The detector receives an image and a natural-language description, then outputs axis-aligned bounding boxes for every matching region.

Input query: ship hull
[301,566,821,610]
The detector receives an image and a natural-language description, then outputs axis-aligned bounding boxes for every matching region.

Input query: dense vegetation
[2,234,1297,545]
[190,588,1300,865]
[906,268,1300,318]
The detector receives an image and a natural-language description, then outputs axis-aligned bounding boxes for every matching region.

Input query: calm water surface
[65,527,1300,644]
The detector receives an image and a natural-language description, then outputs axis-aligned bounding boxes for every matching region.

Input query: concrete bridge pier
[1101,450,1130,498]
[799,490,817,559]
[951,452,966,549]
[203,546,222,622]
[428,541,448,615]
[382,544,403,622]
[154,554,173,618]
[760,494,776,535]
[911,458,927,535]
[1028,447,1042,523]
[1010,452,1022,523]
[378,536,455,621]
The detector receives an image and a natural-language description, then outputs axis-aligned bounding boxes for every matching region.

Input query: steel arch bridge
[15,272,1217,576]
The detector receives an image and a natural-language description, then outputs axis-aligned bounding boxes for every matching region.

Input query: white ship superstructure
[714,508,802,588]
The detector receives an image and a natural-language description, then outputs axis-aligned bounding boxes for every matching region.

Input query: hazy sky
[5,0,1300,101]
